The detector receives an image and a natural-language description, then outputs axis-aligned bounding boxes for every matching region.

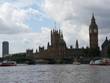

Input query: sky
[0,0,109,56]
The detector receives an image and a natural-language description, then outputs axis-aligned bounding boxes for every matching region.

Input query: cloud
[8,0,35,8]
[0,2,45,34]
[0,2,31,34]
[0,0,52,56]
[43,0,110,47]
[0,27,51,56]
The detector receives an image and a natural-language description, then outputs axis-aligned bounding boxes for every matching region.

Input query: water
[0,65,109,83]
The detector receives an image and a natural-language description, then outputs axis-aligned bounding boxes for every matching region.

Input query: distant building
[26,14,100,63]
[89,14,98,48]
[101,37,110,57]
[2,41,9,57]
[26,49,33,56]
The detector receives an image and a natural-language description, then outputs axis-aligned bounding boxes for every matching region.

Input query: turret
[47,42,51,49]
[39,46,44,52]
[75,40,79,49]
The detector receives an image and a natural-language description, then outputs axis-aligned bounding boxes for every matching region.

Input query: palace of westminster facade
[26,14,109,63]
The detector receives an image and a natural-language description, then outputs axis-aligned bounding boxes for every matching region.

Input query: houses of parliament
[26,14,100,63]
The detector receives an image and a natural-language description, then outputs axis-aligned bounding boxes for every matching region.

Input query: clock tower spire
[89,13,98,48]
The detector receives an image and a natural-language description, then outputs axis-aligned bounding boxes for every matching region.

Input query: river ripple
[0,65,109,83]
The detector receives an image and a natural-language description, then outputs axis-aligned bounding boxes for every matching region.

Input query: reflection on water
[0,65,109,83]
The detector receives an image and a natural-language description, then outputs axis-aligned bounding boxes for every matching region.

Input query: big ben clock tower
[89,14,98,48]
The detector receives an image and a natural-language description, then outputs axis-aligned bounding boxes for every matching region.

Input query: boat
[0,61,17,66]
[73,58,80,65]
[90,58,110,65]
[73,61,80,65]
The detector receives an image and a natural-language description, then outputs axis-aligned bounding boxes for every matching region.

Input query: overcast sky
[0,0,109,56]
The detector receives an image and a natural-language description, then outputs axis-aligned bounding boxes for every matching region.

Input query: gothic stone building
[101,37,110,57]
[26,15,100,63]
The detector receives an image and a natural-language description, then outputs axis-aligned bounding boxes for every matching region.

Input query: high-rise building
[2,41,9,57]
[89,14,98,48]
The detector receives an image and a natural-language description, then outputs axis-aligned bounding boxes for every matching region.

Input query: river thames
[0,65,110,83]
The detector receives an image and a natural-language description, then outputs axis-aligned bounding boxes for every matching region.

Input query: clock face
[94,29,97,33]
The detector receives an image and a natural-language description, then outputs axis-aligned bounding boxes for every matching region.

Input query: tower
[2,41,9,58]
[89,14,98,48]
[75,40,79,49]
[51,29,66,48]
[51,29,60,48]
